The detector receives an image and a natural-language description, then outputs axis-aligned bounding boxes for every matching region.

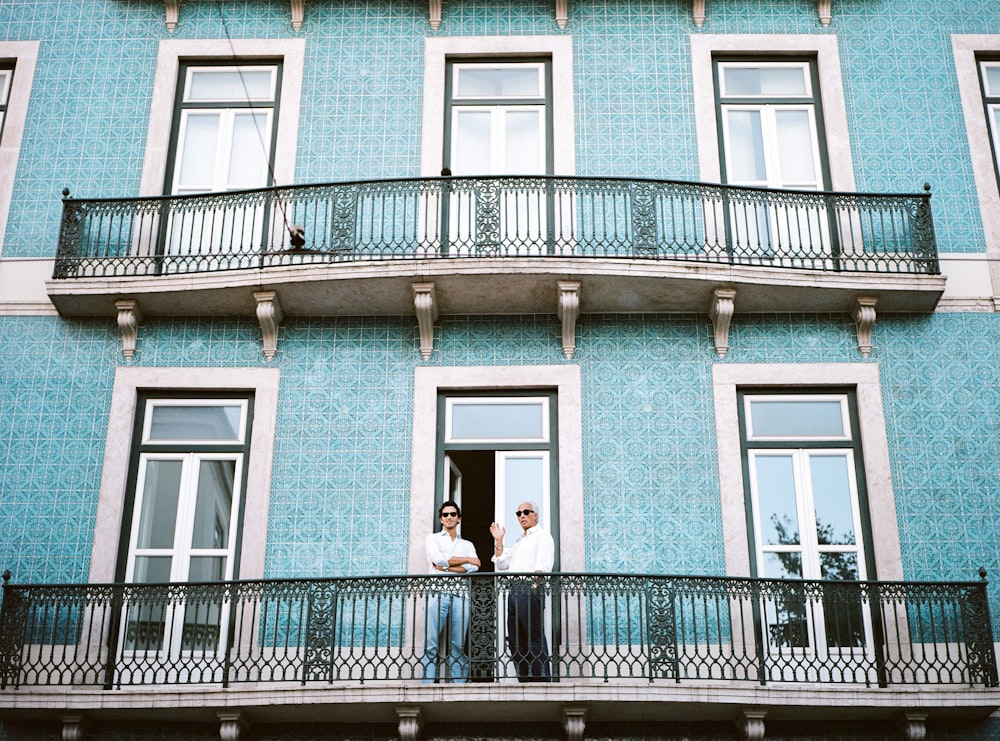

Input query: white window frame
[89,367,280,584]
[953,36,1000,301]
[139,39,305,197]
[421,37,575,177]
[712,364,903,582]
[0,41,40,256]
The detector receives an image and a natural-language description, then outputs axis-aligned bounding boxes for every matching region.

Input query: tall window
[738,391,873,650]
[119,396,253,655]
[0,65,11,140]
[980,59,1000,187]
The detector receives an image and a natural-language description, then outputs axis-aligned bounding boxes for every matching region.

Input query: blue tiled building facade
[1,0,1000,739]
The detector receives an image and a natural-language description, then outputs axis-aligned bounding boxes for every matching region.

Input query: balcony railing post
[966,569,999,687]
[54,190,84,279]
[468,573,499,682]
[0,571,26,689]
[645,577,678,682]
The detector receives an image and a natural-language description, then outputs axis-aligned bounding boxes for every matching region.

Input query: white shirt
[492,525,555,573]
[426,529,479,575]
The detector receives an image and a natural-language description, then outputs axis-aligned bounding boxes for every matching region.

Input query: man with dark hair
[423,500,480,683]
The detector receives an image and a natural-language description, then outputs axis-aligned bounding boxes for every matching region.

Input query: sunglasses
[440,511,460,518]
[515,509,535,517]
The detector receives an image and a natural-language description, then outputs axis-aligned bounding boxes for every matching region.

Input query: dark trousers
[507,581,551,682]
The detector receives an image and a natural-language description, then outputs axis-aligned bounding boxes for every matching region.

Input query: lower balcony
[1,572,997,739]
[46,176,945,322]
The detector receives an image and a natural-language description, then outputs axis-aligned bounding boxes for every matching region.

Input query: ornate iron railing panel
[52,177,939,279]
[1,572,991,689]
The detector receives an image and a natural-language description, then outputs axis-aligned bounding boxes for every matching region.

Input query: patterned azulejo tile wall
[0,0,997,257]
[1,312,998,620]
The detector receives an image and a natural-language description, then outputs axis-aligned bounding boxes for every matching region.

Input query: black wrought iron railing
[1,572,993,690]
[52,177,939,279]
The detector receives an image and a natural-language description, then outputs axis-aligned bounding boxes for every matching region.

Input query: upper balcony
[46,176,945,326]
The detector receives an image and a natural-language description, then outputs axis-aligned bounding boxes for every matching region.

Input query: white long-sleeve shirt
[492,525,555,573]
[426,529,479,575]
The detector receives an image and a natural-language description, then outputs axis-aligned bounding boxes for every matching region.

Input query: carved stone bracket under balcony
[709,288,736,358]
[396,706,423,741]
[897,712,928,741]
[737,707,767,741]
[115,299,143,362]
[853,296,878,358]
[563,707,586,741]
[413,282,439,360]
[557,281,581,360]
[692,0,833,26]
[254,291,284,362]
[162,0,306,31]
[218,711,249,741]
[60,714,88,741]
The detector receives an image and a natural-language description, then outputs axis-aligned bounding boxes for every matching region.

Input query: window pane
[809,455,856,545]
[227,112,269,188]
[187,68,274,101]
[451,402,544,439]
[0,70,10,104]
[820,552,858,581]
[176,113,220,189]
[505,109,543,174]
[453,109,492,175]
[763,551,801,579]
[191,460,235,549]
[774,110,817,185]
[456,67,540,98]
[748,399,845,438]
[136,460,183,549]
[755,455,800,545]
[983,63,1000,96]
[133,555,173,583]
[148,404,243,442]
[725,109,767,181]
[189,556,227,582]
[724,66,807,96]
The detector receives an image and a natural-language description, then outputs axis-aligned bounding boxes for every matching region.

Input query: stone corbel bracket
[692,0,833,27]
[897,712,928,741]
[557,281,581,360]
[563,706,586,741]
[290,0,305,30]
[396,706,423,741]
[555,0,568,28]
[413,282,439,360]
[429,0,442,29]
[853,296,877,358]
[218,711,249,741]
[254,290,284,362]
[737,707,767,741]
[60,714,88,741]
[709,288,736,358]
[164,1,306,31]
[115,299,143,362]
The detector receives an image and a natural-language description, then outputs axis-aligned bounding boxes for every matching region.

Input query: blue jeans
[507,581,551,682]
[422,593,470,683]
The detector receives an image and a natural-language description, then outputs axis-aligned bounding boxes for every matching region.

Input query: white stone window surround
[139,39,305,196]
[407,365,584,575]
[712,363,903,582]
[0,41,40,256]
[88,367,280,583]
[421,36,576,176]
[952,35,1000,303]
[690,34,856,192]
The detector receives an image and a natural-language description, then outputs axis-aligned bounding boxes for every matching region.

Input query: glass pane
[176,114,220,190]
[453,109,492,175]
[503,455,546,537]
[228,112,269,188]
[135,460,183,549]
[820,555,866,648]
[774,110,818,185]
[820,552,858,581]
[809,455,856,545]
[723,66,807,96]
[504,109,543,174]
[0,70,10,104]
[187,68,274,101]
[148,404,243,442]
[456,67,541,98]
[451,402,544,439]
[725,109,767,182]
[748,399,845,438]
[191,460,236,549]
[133,556,173,583]
[983,63,1000,96]
[189,556,227,582]
[755,455,800,545]
[763,551,801,579]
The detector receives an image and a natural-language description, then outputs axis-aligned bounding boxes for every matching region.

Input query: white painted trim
[408,365,583,575]
[139,39,305,197]
[88,367,280,583]
[952,35,1000,300]
[421,37,575,176]
[712,363,902,581]
[0,41,40,257]
[690,35,855,191]
[0,257,57,314]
